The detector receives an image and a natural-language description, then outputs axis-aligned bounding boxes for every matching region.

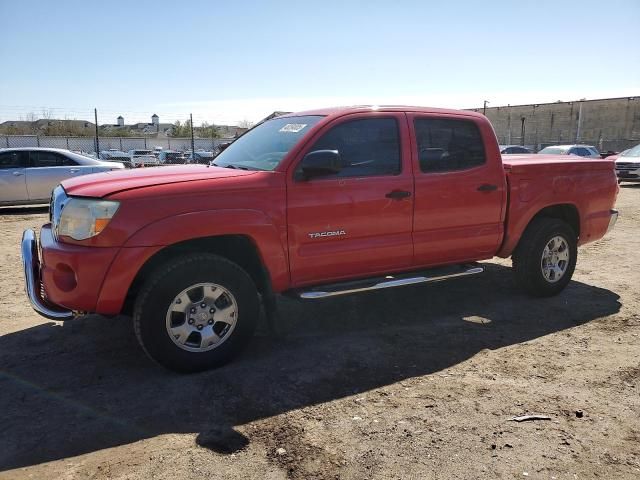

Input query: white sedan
[0,147,124,206]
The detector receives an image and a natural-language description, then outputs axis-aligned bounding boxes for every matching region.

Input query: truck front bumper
[22,225,164,318]
[21,229,76,320]
[21,225,123,319]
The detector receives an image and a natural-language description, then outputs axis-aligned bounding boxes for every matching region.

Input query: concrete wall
[468,96,640,152]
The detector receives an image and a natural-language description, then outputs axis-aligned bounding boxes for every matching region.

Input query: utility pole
[190,113,196,159]
[94,108,100,155]
[575,101,583,143]
[520,117,526,146]
[507,104,512,144]
[483,100,489,116]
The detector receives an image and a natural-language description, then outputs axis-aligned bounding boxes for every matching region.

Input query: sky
[0,0,638,126]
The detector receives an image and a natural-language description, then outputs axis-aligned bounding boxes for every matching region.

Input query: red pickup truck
[21,106,619,372]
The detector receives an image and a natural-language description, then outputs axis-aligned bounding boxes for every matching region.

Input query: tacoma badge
[308,230,346,239]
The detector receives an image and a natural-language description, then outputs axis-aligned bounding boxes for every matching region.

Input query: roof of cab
[279,105,486,119]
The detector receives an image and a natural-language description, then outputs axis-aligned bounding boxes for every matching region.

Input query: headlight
[57,198,120,240]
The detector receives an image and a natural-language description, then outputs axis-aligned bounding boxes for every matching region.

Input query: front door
[0,150,28,204]
[286,113,414,287]
[409,114,506,266]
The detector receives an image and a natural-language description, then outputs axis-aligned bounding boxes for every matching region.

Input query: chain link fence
[0,134,225,154]
[0,134,231,167]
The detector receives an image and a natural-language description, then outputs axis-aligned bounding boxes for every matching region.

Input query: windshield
[212,115,324,171]
[620,144,640,158]
[539,147,567,155]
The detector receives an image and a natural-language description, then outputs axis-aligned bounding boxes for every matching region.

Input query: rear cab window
[413,117,486,173]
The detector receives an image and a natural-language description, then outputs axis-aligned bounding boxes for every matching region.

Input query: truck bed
[502,154,615,173]
[498,154,618,256]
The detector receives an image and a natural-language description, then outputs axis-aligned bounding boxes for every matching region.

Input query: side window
[0,151,27,169]
[573,148,589,157]
[303,118,401,178]
[414,118,486,173]
[59,155,78,166]
[33,151,72,167]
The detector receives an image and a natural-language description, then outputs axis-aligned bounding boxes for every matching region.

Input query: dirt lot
[0,187,638,480]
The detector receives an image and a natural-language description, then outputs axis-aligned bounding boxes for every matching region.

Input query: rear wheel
[512,218,577,297]
[133,254,259,372]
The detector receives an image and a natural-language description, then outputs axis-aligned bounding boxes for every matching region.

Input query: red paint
[34,106,618,315]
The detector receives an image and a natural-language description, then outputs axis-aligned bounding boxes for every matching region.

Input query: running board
[295,264,484,299]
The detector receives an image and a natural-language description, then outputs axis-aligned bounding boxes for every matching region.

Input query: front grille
[616,162,640,172]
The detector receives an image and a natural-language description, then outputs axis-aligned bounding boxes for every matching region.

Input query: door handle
[69,168,80,173]
[13,171,24,176]
[385,190,412,200]
[477,184,498,192]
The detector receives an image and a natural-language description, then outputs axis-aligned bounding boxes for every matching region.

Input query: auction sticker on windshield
[279,123,307,133]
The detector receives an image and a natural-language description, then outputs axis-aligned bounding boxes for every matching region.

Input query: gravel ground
[0,186,638,480]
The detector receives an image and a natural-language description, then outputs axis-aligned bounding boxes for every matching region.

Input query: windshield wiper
[211,162,238,169]
[212,162,262,171]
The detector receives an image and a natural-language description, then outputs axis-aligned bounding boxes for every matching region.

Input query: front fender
[123,209,289,291]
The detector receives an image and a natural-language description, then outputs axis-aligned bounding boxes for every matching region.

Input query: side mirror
[300,150,342,180]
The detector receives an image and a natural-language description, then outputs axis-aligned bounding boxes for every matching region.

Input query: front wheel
[512,218,577,297]
[133,254,259,372]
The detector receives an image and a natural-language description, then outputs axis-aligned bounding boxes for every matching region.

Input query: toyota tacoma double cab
[21,106,619,372]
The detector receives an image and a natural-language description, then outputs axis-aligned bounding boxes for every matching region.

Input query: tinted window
[303,118,401,178]
[33,151,76,167]
[414,118,485,172]
[0,151,28,169]
[572,148,590,157]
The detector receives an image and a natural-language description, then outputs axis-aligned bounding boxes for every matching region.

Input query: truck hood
[61,165,258,198]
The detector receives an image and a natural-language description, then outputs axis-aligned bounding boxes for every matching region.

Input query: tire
[512,218,577,297]
[133,253,259,373]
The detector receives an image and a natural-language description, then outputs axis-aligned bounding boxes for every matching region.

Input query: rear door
[409,114,506,266]
[26,151,89,201]
[0,151,29,204]
[286,113,414,286]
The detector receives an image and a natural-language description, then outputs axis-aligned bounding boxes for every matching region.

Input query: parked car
[21,106,618,372]
[613,144,640,183]
[499,145,531,154]
[158,150,186,164]
[0,147,124,206]
[100,149,132,167]
[128,149,159,167]
[538,145,600,158]
[187,151,214,164]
